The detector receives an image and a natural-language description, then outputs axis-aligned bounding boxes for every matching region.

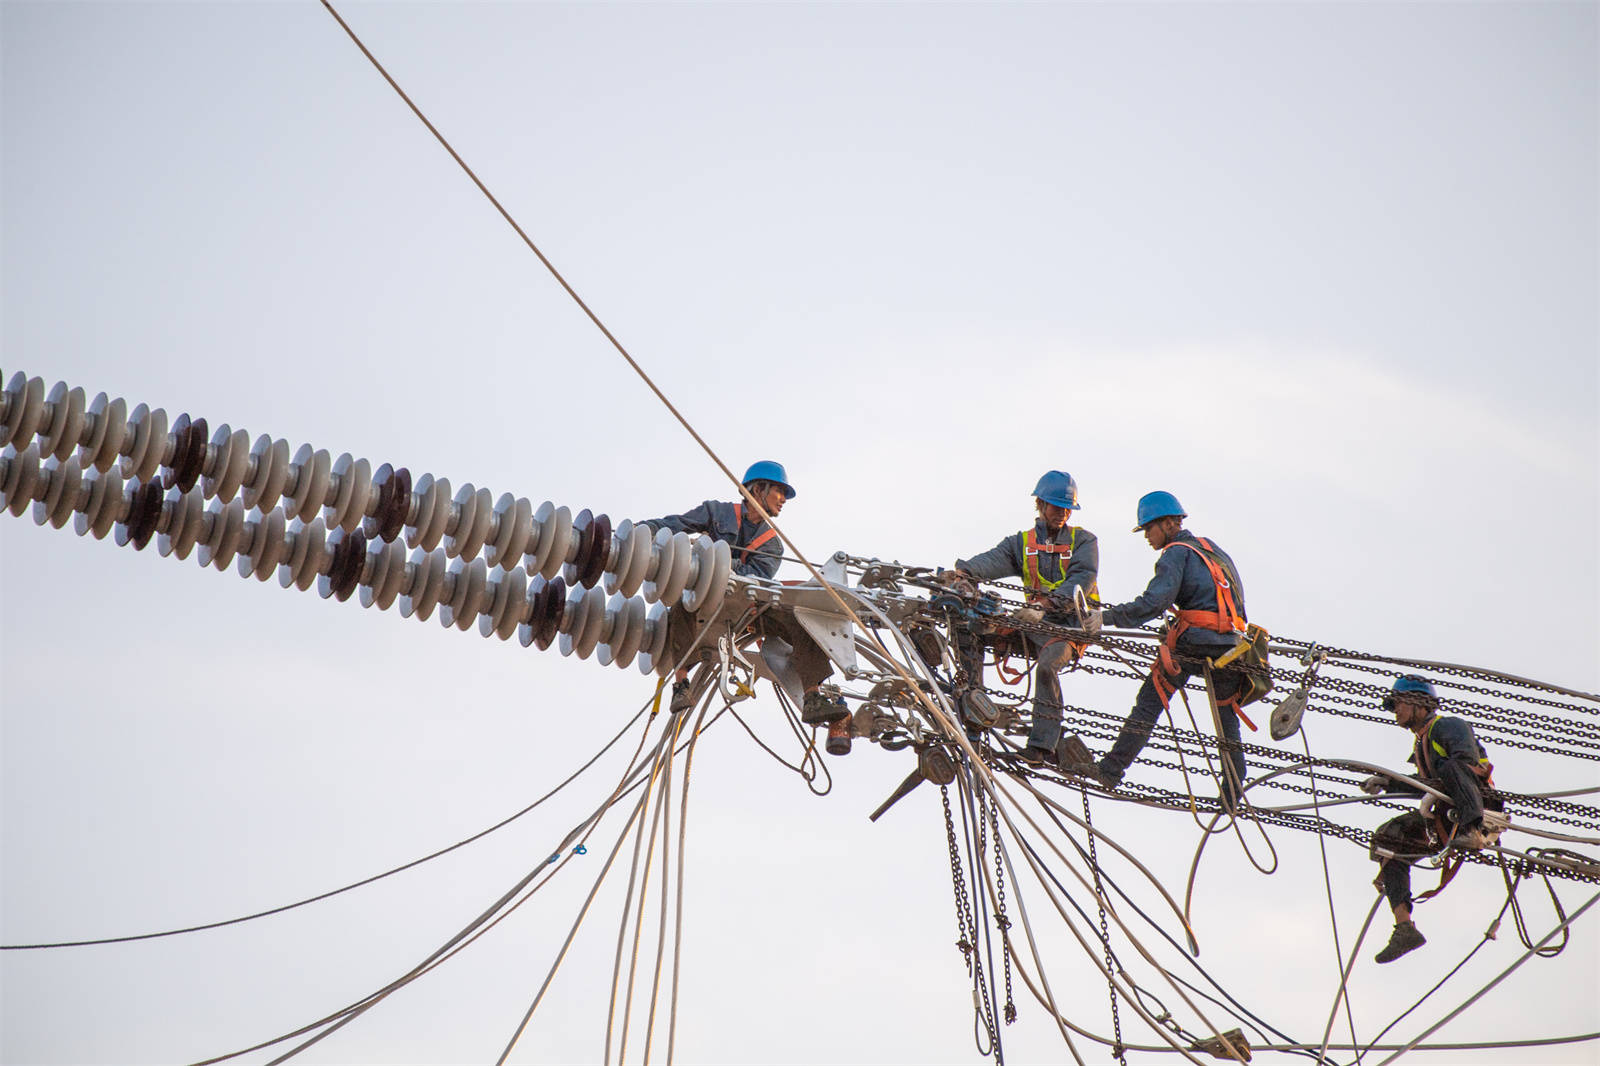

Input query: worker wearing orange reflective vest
[642,461,844,727]
[1069,491,1250,805]
[949,470,1100,765]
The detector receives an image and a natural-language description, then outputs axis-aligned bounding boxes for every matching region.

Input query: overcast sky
[2,3,1596,1064]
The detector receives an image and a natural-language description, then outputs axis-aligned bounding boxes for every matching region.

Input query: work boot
[669,679,694,714]
[1063,761,1121,790]
[1056,734,1095,768]
[1019,745,1055,767]
[1374,920,1426,964]
[800,690,849,725]
[825,718,852,756]
[1451,822,1490,850]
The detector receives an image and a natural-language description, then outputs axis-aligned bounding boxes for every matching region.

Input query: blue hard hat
[1382,675,1439,711]
[1133,491,1186,531]
[1032,470,1079,510]
[742,460,795,499]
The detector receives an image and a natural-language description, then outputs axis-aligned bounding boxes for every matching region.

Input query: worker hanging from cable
[1363,674,1504,963]
[942,470,1100,766]
[1069,491,1256,808]
[640,461,845,728]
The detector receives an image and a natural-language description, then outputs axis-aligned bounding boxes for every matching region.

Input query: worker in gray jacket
[643,459,790,580]
[948,470,1099,765]
[1070,491,1251,806]
[1363,675,1500,963]
[642,461,845,727]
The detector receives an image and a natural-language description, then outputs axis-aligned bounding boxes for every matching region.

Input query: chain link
[995,760,1600,884]
[941,783,1001,1059]
[940,784,976,973]
[1080,788,1127,1065]
[987,799,1016,1025]
[970,789,1001,1058]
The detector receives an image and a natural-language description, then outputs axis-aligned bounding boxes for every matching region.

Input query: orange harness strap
[1165,538,1245,635]
[732,503,778,563]
[1147,538,1246,713]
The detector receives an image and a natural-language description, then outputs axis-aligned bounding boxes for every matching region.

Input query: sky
[1,2,1596,1064]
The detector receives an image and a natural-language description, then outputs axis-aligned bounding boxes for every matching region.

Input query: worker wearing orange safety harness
[1066,491,1251,807]
[947,470,1100,767]
[642,461,843,727]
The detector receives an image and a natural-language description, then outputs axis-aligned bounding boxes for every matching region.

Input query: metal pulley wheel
[961,689,1001,729]
[918,746,958,786]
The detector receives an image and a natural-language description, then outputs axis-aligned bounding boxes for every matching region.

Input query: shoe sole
[801,710,849,726]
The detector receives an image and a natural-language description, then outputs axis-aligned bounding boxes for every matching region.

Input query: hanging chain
[1080,789,1127,1065]
[941,784,977,972]
[969,787,1002,1060]
[987,798,1016,1024]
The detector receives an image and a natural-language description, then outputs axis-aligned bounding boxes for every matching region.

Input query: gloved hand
[1072,587,1102,635]
[1360,775,1387,796]
[1015,605,1044,624]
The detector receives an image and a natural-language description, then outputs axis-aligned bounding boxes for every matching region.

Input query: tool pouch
[1369,811,1434,864]
[1215,622,1274,707]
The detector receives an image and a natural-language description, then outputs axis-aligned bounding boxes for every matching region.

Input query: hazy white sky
[2,3,1596,1064]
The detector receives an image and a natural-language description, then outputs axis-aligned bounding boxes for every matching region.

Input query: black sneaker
[1374,920,1426,964]
[801,690,849,725]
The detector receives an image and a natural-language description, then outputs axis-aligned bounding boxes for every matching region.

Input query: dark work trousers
[957,625,1075,752]
[1380,858,1413,910]
[1373,778,1494,912]
[666,607,835,692]
[1371,812,1432,910]
[1100,636,1246,796]
[753,611,835,692]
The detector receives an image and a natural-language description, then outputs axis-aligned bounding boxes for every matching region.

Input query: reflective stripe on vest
[1165,537,1246,635]
[1418,717,1491,772]
[1416,716,1496,791]
[1022,528,1100,601]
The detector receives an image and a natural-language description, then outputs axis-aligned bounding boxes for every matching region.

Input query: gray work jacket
[956,520,1099,615]
[1103,530,1246,653]
[643,500,780,579]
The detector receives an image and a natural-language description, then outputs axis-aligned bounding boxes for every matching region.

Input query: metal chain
[1267,634,1600,706]
[987,688,1597,831]
[987,799,1016,1025]
[983,704,1600,868]
[940,784,977,974]
[997,762,1600,885]
[941,783,1001,1060]
[1080,789,1126,1065]
[969,788,1002,1059]
[940,587,1596,724]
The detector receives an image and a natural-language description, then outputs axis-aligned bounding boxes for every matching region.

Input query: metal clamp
[717,633,756,703]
